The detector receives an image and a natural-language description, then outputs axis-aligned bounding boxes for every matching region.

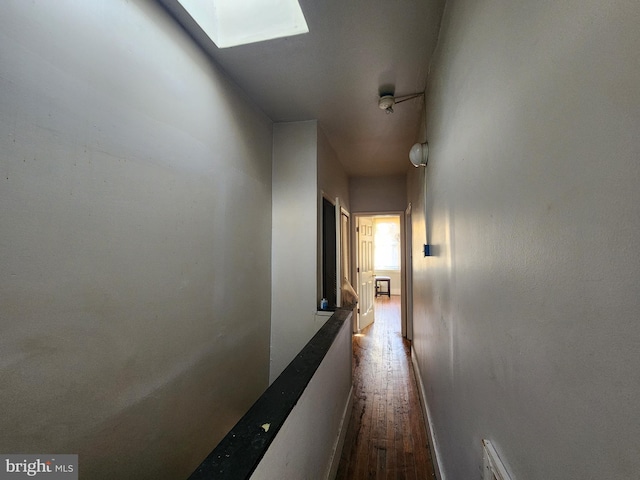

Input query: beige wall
[251,313,353,480]
[409,0,640,478]
[349,175,407,213]
[318,127,350,213]
[271,122,351,382]
[271,121,318,382]
[317,127,351,305]
[0,1,272,478]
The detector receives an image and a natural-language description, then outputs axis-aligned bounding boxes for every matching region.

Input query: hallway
[336,296,436,479]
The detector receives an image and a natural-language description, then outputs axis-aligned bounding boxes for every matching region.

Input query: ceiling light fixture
[378,92,424,114]
[409,142,429,167]
[378,95,396,114]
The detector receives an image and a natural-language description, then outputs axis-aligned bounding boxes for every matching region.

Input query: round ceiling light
[378,95,395,114]
[409,142,429,167]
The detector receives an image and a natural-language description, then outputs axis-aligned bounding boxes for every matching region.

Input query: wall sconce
[409,142,428,167]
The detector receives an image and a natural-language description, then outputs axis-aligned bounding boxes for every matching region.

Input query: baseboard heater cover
[482,440,513,480]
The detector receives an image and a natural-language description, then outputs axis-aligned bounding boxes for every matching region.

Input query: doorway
[322,197,337,309]
[354,213,407,336]
[321,195,351,311]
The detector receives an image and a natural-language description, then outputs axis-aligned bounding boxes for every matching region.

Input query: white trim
[411,346,446,480]
[326,385,354,480]
[335,197,342,308]
[404,203,413,340]
[482,440,513,480]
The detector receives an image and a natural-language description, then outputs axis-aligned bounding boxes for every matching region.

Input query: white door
[357,217,375,330]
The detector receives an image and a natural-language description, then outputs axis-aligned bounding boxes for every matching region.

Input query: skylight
[177,0,309,48]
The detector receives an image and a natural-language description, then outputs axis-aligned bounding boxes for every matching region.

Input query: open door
[322,197,337,308]
[357,216,375,330]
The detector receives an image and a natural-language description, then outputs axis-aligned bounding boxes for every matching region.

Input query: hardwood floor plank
[335,296,436,480]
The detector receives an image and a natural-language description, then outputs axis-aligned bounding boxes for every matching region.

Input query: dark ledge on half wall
[188,306,355,480]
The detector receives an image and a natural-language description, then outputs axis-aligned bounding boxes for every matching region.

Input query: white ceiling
[159,0,446,177]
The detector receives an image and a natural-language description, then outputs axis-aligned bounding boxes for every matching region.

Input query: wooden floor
[335,296,436,480]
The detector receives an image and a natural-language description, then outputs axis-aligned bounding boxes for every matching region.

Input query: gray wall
[409,0,640,478]
[0,1,272,478]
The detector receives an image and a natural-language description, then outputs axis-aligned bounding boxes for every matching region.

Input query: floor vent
[482,440,513,480]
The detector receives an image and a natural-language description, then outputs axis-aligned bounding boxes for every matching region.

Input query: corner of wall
[270,121,320,382]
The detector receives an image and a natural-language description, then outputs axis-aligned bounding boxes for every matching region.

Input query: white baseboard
[326,385,354,480]
[411,346,445,480]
